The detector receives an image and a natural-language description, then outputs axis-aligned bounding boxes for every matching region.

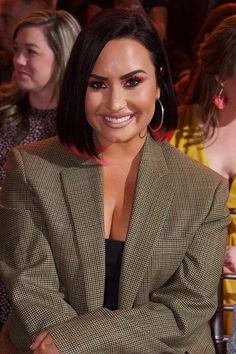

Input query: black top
[104,239,125,310]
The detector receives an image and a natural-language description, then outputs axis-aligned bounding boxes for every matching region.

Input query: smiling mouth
[103,114,133,124]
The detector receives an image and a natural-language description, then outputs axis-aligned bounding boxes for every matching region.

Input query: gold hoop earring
[149,99,164,132]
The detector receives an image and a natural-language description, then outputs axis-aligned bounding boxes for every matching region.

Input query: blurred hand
[30,330,59,354]
[223,246,236,274]
[0,318,24,353]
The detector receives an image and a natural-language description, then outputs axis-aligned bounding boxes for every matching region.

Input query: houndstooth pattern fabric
[0,135,230,353]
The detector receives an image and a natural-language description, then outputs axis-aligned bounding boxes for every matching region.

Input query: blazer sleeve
[0,148,78,341]
[0,147,230,353]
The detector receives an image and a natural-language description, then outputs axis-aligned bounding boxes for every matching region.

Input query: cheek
[223,87,235,109]
[37,54,55,72]
[85,91,103,115]
[13,56,17,68]
[84,92,93,117]
[224,73,236,98]
[133,87,157,112]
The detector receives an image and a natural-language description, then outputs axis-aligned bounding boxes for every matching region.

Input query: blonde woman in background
[0,0,58,83]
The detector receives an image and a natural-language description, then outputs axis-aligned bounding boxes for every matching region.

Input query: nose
[14,51,27,67]
[106,85,126,112]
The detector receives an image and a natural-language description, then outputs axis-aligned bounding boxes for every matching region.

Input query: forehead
[15,25,47,44]
[92,38,155,73]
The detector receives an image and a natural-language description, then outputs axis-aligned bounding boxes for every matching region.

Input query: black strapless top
[103,239,125,310]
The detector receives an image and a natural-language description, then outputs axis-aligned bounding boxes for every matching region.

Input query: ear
[156,87,160,100]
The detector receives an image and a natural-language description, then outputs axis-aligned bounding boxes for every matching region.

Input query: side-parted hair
[57,9,177,157]
[186,14,236,140]
[0,10,80,135]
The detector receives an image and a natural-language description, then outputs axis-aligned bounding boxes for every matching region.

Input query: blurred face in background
[13,25,56,100]
[0,0,44,53]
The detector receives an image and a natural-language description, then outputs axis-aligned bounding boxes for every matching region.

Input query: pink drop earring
[213,86,228,110]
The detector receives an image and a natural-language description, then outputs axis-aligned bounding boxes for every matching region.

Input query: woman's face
[13,25,56,96]
[85,38,160,147]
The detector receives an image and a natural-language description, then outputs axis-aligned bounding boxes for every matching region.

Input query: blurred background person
[169,14,236,335]
[0,8,80,332]
[167,0,236,105]
[173,3,236,105]
[86,0,168,41]
[0,0,58,84]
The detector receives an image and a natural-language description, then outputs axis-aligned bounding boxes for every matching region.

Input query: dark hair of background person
[172,2,236,106]
[185,14,236,140]
[186,4,236,107]
[181,3,236,106]
[57,8,178,158]
[193,3,236,61]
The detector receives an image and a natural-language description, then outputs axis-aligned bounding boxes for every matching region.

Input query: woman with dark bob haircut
[57,7,177,156]
[0,8,230,354]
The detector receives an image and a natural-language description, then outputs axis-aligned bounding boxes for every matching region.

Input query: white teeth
[104,115,132,124]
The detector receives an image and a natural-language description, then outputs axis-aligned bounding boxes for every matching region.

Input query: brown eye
[125,77,142,88]
[88,80,106,89]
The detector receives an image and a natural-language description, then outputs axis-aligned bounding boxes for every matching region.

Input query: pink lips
[16,70,30,76]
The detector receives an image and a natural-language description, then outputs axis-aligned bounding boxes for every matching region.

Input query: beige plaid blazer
[0,135,230,354]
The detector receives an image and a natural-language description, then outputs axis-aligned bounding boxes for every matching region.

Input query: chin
[17,83,32,92]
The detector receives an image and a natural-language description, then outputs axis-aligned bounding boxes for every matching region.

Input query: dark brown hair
[57,8,177,157]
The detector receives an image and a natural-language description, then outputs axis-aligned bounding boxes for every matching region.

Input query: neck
[100,136,146,165]
[218,105,236,128]
[29,91,57,110]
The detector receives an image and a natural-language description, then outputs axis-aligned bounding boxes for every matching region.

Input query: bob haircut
[57,8,177,158]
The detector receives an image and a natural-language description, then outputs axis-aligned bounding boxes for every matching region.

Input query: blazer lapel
[119,137,176,308]
[59,137,175,311]
[61,159,105,312]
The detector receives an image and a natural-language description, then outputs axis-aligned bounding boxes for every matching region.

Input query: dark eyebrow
[89,70,147,81]
[120,70,147,80]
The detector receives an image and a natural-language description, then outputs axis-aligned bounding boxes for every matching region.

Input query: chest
[103,164,138,240]
[205,126,236,179]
